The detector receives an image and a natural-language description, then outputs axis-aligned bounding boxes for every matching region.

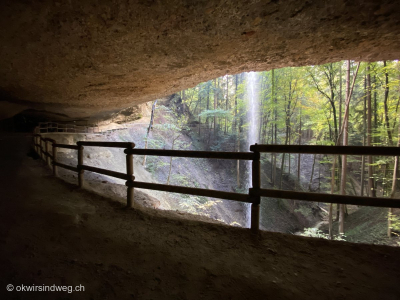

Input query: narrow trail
[1,133,400,299]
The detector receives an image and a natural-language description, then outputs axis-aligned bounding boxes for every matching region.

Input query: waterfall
[244,71,259,227]
[246,72,259,182]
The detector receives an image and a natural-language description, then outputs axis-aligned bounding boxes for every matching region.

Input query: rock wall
[1,0,399,120]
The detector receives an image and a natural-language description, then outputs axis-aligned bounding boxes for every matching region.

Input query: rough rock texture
[1,0,400,120]
[2,133,400,300]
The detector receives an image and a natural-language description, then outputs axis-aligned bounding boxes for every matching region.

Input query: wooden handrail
[126,181,252,203]
[44,152,54,160]
[125,148,254,160]
[53,162,79,173]
[77,141,135,148]
[53,144,79,150]
[80,164,133,181]
[251,144,400,156]
[254,188,400,209]
[33,134,400,233]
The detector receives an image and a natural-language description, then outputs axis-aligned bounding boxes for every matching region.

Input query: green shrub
[299,228,346,241]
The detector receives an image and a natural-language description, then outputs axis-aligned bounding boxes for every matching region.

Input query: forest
[147,60,400,243]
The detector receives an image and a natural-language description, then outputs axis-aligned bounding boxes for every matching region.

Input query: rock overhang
[0,0,399,121]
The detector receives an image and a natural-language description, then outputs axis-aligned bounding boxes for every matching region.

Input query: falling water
[244,72,259,227]
[246,72,259,183]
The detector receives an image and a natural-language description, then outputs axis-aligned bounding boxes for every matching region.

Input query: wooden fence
[33,134,400,232]
[36,122,99,134]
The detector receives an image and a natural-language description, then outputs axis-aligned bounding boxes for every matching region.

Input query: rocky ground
[2,133,400,300]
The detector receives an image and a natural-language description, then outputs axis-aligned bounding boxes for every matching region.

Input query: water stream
[245,72,260,227]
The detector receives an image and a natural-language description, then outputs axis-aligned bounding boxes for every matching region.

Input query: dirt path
[1,133,400,300]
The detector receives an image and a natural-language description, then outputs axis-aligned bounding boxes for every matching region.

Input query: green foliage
[198,109,232,119]
[149,60,400,242]
[299,228,346,241]
[179,196,222,217]
[145,156,169,174]
[389,212,400,233]
[171,174,192,187]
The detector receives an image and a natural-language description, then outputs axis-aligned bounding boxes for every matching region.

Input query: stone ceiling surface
[1,0,400,121]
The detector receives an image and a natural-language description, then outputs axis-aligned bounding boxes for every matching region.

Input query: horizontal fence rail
[32,133,400,233]
[251,144,400,156]
[35,122,101,134]
[80,164,133,181]
[77,141,135,148]
[127,181,252,203]
[44,152,54,160]
[54,144,79,150]
[253,188,400,208]
[124,148,255,160]
[53,162,79,173]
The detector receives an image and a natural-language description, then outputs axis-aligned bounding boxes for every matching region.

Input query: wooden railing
[36,122,100,134]
[33,133,400,232]
[35,122,129,134]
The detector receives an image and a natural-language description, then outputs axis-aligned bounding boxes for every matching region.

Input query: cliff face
[1,0,400,121]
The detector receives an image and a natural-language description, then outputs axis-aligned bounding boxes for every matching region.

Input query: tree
[338,61,360,234]
[142,100,157,166]
[367,64,377,197]
[151,106,190,185]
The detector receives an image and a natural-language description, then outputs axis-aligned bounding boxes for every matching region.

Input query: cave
[1,1,400,299]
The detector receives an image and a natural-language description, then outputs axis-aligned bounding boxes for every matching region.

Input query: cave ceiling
[1,0,400,121]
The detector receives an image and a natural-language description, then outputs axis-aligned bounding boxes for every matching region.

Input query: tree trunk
[225,75,229,134]
[279,153,285,189]
[339,63,342,144]
[389,78,400,237]
[166,156,173,185]
[384,61,393,145]
[374,74,378,144]
[288,140,291,176]
[339,60,350,234]
[367,64,376,197]
[214,78,217,138]
[235,75,240,187]
[166,140,176,185]
[297,107,302,190]
[308,154,316,191]
[142,100,157,166]
[271,122,275,186]
[272,69,277,186]
[389,157,399,237]
[198,96,202,137]
[361,75,367,196]
[329,155,337,239]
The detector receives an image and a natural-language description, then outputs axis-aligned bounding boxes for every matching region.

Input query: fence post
[52,143,58,177]
[39,137,42,158]
[250,143,261,232]
[34,136,38,154]
[36,136,39,154]
[126,143,135,208]
[40,138,45,160]
[77,142,84,188]
[45,140,50,166]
